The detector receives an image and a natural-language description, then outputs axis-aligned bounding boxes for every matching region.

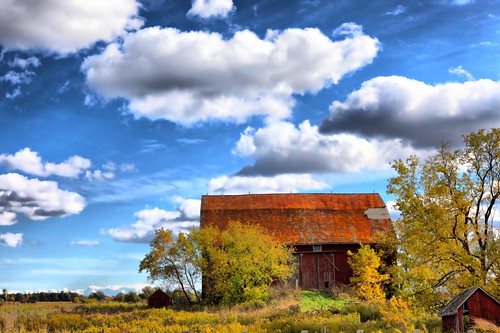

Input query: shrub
[342,301,382,322]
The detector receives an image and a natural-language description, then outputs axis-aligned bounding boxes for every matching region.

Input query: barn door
[299,253,317,289]
[319,253,339,289]
[300,253,339,289]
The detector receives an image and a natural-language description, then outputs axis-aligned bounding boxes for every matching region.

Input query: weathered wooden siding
[468,289,500,325]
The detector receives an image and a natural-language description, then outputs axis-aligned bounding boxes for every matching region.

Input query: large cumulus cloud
[233,120,428,176]
[320,76,500,148]
[0,173,86,225]
[0,0,143,54]
[82,23,380,125]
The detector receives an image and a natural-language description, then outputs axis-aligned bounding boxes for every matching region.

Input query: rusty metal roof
[200,193,393,245]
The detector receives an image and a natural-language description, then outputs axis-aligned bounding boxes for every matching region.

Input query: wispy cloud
[385,5,406,16]
[69,240,100,247]
[449,65,475,81]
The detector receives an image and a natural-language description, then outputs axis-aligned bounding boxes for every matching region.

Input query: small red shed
[438,286,500,332]
[147,289,172,309]
[200,193,394,290]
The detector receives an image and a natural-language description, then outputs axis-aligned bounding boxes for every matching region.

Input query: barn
[147,289,172,309]
[200,193,394,289]
[438,286,500,332]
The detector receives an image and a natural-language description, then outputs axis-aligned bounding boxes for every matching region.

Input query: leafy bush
[342,301,382,322]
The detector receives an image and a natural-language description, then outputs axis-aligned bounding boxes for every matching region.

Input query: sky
[0,0,499,295]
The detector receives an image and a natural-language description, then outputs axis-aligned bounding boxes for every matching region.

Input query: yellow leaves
[380,296,414,332]
[202,221,295,305]
[348,245,389,303]
[388,128,500,306]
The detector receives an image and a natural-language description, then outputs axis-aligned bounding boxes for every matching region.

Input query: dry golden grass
[473,318,500,333]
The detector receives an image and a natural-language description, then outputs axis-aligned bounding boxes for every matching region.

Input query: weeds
[0,291,443,333]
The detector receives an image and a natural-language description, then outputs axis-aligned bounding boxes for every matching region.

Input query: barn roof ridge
[438,286,500,317]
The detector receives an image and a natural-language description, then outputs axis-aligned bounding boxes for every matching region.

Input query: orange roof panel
[200,193,393,245]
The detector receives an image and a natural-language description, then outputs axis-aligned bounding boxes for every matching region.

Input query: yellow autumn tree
[348,244,389,303]
[387,128,500,304]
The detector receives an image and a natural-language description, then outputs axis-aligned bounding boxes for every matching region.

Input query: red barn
[439,286,500,332]
[147,289,172,309]
[200,193,394,289]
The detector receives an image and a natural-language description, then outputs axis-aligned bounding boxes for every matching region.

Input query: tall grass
[0,291,442,333]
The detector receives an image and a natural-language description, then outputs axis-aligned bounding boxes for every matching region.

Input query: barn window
[313,245,322,252]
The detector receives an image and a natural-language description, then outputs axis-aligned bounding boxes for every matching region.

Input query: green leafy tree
[348,244,389,303]
[139,286,155,300]
[139,228,202,305]
[88,291,106,302]
[123,291,141,303]
[114,292,125,302]
[387,128,500,303]
[2,288,7,302]
[200,221,295,305]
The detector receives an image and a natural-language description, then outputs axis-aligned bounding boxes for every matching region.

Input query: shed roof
[200,193,393,245]
[438,286,500,317]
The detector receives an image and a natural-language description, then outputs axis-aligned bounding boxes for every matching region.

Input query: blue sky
[0,0,499,295]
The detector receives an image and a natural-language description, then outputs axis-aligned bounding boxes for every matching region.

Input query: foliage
[387,128,500,304]
[113,292,125,302]
[139,228,202,305]
[341,302,382,322]
[123,291,141,303]
[139,286,155,300]
[199,221,295,305]
[348,244,389,303]
[88,291,106,302]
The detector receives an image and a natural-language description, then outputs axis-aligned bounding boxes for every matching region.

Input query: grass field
[0,291,442,333]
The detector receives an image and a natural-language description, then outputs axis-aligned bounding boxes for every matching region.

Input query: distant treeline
[3,291,82,303]
[1,288,154,304]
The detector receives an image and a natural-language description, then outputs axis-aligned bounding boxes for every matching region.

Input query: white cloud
[85,162,136,181]
[321,76,500,148]
[69,240,100,246]
[0,148,91,178]
[234,120,427,176]
[173,196,201,219]
[80,284,149,296]
[0,0,143,54]
[207,174,329,195]
[0,210,16,226]
[85,170,115,182]
[106,198,201,242]
[83,24,379,125]
[1,70,35,85]
[386,200,401,220]
[6,87,21,99]
[0,173,86,224]
[120,163,136,173]
[9,56,41,69]
[187,0,235,19]
[0,233,23,247]
[449,65,475,81]
[385,5,406,16]
[450,0,474,5]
